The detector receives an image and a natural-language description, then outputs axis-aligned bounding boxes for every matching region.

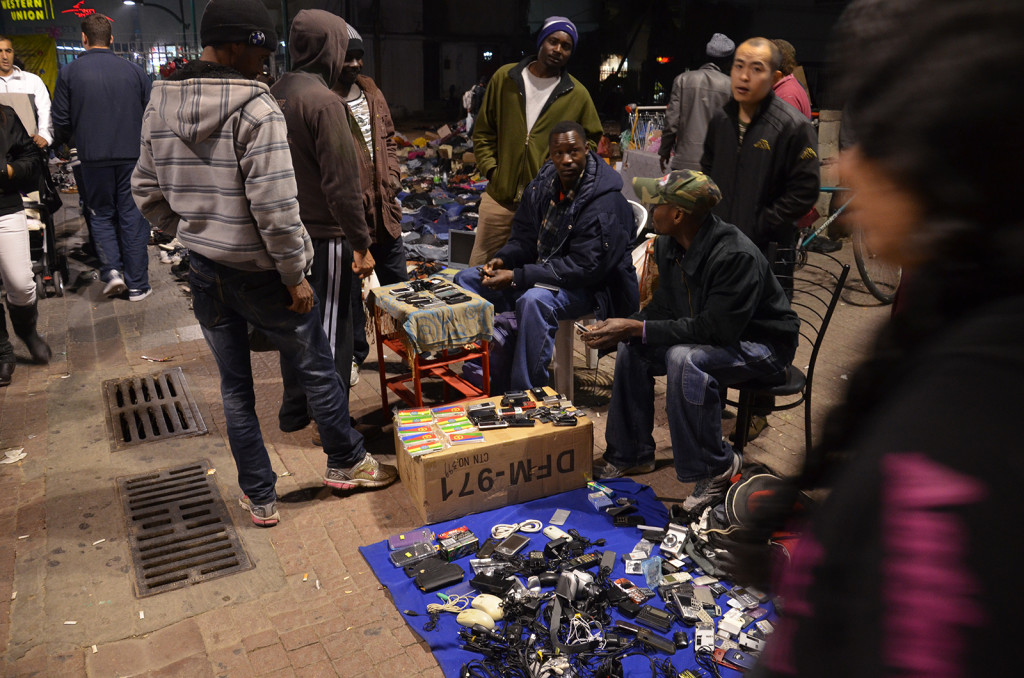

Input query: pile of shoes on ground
[396,119,487,265]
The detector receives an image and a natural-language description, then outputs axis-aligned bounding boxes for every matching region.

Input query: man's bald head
[739,38,782,73]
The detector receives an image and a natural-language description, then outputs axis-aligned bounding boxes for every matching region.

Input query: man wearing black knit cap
[468,15,603,266]
[132,0,395,529]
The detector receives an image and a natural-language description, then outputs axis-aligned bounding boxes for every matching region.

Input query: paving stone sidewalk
[0,205,889,676]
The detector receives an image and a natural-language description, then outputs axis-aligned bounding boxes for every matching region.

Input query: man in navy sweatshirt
[52,14,152,301]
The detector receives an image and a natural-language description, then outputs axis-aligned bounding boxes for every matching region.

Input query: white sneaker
[350,360,360,386]
[103,272,127,297]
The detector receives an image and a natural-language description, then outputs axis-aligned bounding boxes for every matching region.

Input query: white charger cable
[490,520,543,540]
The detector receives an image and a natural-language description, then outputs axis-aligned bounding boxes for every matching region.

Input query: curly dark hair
[772,39,798,76]
[803,0,1024,486]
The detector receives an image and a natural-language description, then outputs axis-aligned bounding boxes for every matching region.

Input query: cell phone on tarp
[493,533,530,557]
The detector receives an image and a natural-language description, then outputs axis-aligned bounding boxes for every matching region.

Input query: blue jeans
[189,253,365,504]
[454,266,594,390]
[80,162,150,292]
[604,340,786,481]
[351,233,408,365]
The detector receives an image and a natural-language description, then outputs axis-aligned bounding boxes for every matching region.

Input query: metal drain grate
[117,460,253,597]
[103,367,207,449]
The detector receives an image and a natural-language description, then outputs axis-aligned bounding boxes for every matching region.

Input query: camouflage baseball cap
[632,170,722,213]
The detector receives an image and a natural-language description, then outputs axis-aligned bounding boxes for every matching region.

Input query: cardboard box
[396,397,593,524]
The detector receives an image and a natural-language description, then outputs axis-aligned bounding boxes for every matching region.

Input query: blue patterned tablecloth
[369,280,494,355]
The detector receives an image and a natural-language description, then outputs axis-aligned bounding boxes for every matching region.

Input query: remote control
[636,604,676,633]
[561,552,601,571]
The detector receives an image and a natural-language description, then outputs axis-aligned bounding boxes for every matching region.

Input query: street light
[123,0,192,55]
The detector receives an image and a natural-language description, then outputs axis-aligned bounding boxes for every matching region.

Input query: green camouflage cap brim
[632,170,723,213]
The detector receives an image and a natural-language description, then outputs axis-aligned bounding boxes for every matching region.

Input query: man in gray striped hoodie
[132,0,396,528]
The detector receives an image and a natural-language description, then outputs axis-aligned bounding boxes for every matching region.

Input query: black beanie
[201,0,278,48]
[346,24,363,53]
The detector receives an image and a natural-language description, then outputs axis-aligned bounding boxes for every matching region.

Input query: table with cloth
[369,281,494,411]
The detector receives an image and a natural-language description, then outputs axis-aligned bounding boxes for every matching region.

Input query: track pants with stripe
[279,237,356,430]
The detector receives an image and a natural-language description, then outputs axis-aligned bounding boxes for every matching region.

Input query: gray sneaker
[238,495,280,527]
[592,458,656,480]
[681,452,742,513]
[324,453,398,490]
[103,272,127,298]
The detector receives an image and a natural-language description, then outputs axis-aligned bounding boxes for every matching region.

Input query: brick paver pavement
[0,203,889,676]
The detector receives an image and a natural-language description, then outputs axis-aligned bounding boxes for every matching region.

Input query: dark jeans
[454,266,594,390]
[352,233,408,365]
[80,162,149,291]
[280,238,357,427]
[604,340,786,482]
[189,252,365,504]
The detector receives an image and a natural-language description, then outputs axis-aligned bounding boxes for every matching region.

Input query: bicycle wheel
[852,229,901,303]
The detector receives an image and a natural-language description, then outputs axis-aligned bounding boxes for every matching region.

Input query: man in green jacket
[468,16,603,266]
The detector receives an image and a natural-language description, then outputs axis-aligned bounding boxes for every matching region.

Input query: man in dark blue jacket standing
[53,14,152,301]
[455,120,638,391]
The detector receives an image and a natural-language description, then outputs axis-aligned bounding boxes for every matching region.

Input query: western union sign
[2,0,56,22]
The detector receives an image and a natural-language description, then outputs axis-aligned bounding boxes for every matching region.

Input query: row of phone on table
[390,278,471,307]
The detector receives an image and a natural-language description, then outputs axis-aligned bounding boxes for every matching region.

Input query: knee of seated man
[668,345,715,392]
[514,286,559,313]
[453,267,481,292]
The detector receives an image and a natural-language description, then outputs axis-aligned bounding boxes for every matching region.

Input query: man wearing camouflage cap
[582,170,799,512]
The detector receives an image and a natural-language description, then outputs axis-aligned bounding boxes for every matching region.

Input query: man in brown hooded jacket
[268,10,396,489]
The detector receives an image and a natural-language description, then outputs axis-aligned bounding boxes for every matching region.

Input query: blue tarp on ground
[359,478,755,677]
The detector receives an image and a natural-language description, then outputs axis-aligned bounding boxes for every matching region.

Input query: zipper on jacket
[514,132,531,204]
[682,270,694,316]
[537,73,574,120]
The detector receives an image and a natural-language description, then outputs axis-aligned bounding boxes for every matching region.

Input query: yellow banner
[9,34,57,96]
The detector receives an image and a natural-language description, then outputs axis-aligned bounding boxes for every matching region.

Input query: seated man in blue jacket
[455,120,638,390]
[583,170,800,512]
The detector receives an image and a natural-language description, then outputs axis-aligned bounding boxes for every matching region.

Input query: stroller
[23,153,70,298]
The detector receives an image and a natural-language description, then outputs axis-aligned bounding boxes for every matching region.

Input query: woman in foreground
[753,0,1024,675]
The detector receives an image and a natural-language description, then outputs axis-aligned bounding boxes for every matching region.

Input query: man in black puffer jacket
[455,120,638,390]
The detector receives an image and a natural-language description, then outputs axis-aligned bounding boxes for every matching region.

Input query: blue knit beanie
[537,16,578,49]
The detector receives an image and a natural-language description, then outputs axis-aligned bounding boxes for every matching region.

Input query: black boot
[7,301,52,365]
[0,305,15,385]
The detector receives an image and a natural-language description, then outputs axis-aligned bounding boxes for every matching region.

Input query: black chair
[729,248,850,472]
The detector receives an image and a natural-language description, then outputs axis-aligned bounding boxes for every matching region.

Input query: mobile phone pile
[390,486,776,676]
[389,277,473,308]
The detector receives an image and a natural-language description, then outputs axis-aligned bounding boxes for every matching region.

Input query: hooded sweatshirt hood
[152,60,272,144]
[289,9,349,89]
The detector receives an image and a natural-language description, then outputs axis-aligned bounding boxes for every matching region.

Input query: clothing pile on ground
[394,121,487,264]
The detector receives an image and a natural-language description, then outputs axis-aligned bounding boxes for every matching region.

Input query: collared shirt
[0,66,52,144]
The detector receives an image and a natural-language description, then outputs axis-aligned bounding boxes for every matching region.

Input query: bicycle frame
[799,187,851,250]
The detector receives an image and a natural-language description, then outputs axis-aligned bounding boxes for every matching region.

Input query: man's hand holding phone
[581,318,644,350]
[480,257,504,278]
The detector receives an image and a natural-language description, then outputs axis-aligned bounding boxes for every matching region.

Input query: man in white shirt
[0,36,52,149]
